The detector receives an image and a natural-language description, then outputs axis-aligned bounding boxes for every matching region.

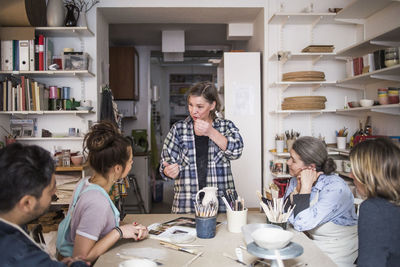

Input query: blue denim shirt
[284,174,358,231]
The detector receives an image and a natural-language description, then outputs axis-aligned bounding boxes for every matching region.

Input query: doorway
[102,6,264,213]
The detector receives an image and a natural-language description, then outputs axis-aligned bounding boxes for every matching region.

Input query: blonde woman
[350,138,400,267]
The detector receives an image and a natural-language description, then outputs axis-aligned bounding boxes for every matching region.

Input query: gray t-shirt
[68,179,118,242]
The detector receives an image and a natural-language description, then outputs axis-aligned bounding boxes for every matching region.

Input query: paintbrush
[159,241,198,255]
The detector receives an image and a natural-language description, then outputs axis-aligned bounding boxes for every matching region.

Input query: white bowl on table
[251,227,294,250]
[359,99,374,107]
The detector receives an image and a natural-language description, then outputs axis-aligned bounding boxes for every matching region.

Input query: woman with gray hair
[284,136,358,267]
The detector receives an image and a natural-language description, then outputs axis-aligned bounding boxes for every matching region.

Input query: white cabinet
[222,52,261,208]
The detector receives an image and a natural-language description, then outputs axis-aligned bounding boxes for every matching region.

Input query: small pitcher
[196,186,218,207]
[64,3,80,27]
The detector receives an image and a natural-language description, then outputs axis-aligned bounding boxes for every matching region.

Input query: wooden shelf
[35,26,94,37]
[269,52,337,61]
[271,172,291,178]
[272,109,337,116]
[16,137,84,141]
[0,70,95,77]
[336,26,400,57]
[0,110,93,115]
[337,104,400,115]
[335,0,396,19]
[270,151,339,157]
[328,147,351,156]
[337,64,400,85]
[56,165,85,172]
[269,12,344,25]
[337,171,352,179]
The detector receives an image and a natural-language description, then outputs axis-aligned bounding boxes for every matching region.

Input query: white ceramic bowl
[119,259,157,267]
[359,99,374,107]
[251,227,294,250]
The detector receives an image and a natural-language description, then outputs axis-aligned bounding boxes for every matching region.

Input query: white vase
[77,12,87,27]
[46,0,65,27]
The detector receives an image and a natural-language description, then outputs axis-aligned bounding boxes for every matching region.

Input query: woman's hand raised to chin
[163,161,180,179]
[194,119,212,136]
[298,167,323,194]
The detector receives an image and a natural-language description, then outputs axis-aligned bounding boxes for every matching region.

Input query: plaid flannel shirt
[160,116,244,213]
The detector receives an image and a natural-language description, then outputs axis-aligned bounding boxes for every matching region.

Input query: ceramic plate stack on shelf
[301,45,335,53]
[282,71,325,81]
[281,96,327,110]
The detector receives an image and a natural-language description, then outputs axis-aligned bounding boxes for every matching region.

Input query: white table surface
[94,212,336,267]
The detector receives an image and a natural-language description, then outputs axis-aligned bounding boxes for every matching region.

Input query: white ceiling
[101,7,263,46]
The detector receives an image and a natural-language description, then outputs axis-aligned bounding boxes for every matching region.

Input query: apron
[307,191,358,267]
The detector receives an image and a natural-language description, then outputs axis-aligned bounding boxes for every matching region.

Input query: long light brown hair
[350,138,400,206]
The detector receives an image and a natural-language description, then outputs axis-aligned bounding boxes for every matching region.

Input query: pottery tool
[223,252,247,266]
[159,241,197,255]
[116,254,163,265]
[235,247,244,262]
[221,196,233,211]
[182,252,204,267]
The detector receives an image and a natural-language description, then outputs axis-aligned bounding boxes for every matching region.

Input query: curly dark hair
[83,120,131,177]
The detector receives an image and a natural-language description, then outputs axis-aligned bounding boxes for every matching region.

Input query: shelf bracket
[311,112,322,118]
[336,83,365,90]
[371,74,400,82]
[311,84,321,91]
[281,16,289,28]
[281,84,290,92]
[371,107,400,115]
[370,40,400,47]
[312,55,322,65]
[334,18,365,25]
[281,112,290,118]
[311,16,322,30]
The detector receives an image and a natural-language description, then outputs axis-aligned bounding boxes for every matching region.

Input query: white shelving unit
[0,110,92,115]
[335,0,396,20]
[0,26,96,149]
[269,52,337,62]
[269,12,342,25]
[0,70,94,77]
[337,64,400,85]
[16,137,84,141]
[35,26,94,37]
[336,26,400,57]
[337,104,400,116]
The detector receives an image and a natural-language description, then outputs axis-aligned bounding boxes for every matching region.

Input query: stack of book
[0,34,53,71]
[0,76,49,111]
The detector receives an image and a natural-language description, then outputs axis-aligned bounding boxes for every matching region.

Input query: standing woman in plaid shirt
[160,81,244,213]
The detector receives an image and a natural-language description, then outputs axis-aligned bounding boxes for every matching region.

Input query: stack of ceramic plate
[281,96,327,110]
[301,45,335,53]
[282,71,325,81]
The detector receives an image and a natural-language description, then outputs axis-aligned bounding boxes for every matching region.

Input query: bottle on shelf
[364,116,372,136]
[349,120,364,148]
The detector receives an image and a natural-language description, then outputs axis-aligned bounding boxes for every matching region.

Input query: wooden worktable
[94,212,336,267]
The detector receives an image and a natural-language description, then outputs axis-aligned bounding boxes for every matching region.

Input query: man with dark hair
[0,143,87,266]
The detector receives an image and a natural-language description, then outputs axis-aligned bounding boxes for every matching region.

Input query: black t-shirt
[195,135,209,190]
